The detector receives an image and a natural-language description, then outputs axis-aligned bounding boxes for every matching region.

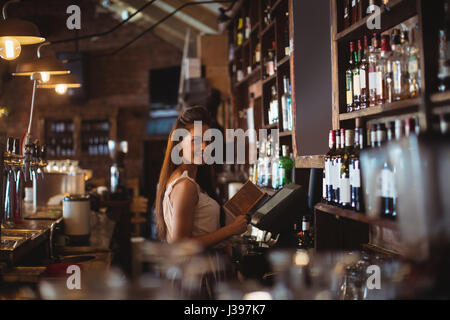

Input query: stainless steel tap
[2,135,47,227]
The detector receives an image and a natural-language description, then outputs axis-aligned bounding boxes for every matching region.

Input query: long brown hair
[155,106,214,240]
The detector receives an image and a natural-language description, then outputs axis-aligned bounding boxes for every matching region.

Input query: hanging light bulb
[55,84,68,95]
[0,0,45,61]
[40,72,50,83]
[0,36,20,60]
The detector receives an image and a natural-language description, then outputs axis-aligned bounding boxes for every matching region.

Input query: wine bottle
[340,129,354,208]
[324,130,336,203]
[279,145,294,186]
[346,41,355,113]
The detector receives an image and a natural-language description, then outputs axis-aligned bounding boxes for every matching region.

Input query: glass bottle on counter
[346,41,355,113]
[340,129,354,208]
[279,145,294,187]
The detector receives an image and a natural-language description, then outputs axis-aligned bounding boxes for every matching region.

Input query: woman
[154,106,248,297]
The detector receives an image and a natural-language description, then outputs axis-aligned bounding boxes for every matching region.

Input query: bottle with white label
[324,130,336,203]
[340,129,354,208]
[368,33,381,107]
[332,130,342,204]
[380,122,397,220]
[350,120,363,212]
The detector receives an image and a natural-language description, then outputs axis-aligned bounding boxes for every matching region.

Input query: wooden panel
[292,0,333,156]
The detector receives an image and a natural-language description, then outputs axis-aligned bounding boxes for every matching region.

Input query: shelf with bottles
[338,16,422,120]
[315,203,398,230]
[44,119,76,158]
[81,119,110,157]
[339,97,421,120]
[335,0,417,42]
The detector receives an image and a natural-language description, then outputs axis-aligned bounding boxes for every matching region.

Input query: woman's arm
[170,179,248,248]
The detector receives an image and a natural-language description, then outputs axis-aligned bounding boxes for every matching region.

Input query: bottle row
[249,135,295,190]
[342,0,389,30]
[266,76,293,131]
[323,112,449,218]
[345,26,421,113]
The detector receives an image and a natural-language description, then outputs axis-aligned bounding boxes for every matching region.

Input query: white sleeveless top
[163,171,221,243]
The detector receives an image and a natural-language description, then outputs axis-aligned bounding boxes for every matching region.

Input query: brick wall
[0,0,182,182]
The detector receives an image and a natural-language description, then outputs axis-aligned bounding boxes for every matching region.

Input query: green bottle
[279,145,294,186]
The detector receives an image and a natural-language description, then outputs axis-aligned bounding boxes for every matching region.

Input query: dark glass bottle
[324,130,336,203]
[340,130,354,208]
[346,41,355,113]
[360,35,370,109]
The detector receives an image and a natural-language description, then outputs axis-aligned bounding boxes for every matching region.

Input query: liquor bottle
[331,129,341,204]
[360,35,370,109]
[351,0,358,25]
[284,12,290,57]
[408,25,421,97]
[254,42,261,69]
[324,130,336,203]
[279,145,294,186]
[441,113,450,135]
[346,41,355,113]
[395,119,405,140]
[390,29,408,101]
[380,122,397,220]
[257,138,266,187]
[343,0,351,29]
[377,34,391,104]
[376,123,387,148]
[263,137,272,188]
[340,129,354,208]
[336,129,346,205]
[281,76,291,131]
[245,17,251,40]
[271,137,280,190]
[438,1,450,92]
[297,216,314,250]
[237,17,244,46]
[269,85,279,125]
[265,44,276,78]
[353,40,362,111]
[351,121,363,212]
[368,33,381,107]
[263,0,271,26]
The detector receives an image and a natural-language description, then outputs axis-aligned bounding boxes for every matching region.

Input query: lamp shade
[12,57,70,76]
[0,18,45,45]
[37,74,81,89]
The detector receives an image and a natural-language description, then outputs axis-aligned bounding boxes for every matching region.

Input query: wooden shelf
[334,0,416,42]
[270,0,283,14]
[235,66,262,87]
[251,22,260,33]
[339,98,421,121]
[261,20,275,37]
[433,104,450,115]
[315,203,398,231]
[277,55,290,68]
[263,123,278,129]
[295,155,324,169]
[431,91,450,105]
[279,130,292,137]
[262,73,277,85]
